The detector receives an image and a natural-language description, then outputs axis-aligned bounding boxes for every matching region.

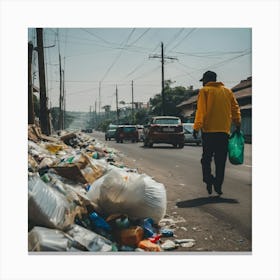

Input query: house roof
[182,108,195,117]
[234,87,251,99]
[231,77,252,92]
[177,94,198,107]
[240,104,252,110]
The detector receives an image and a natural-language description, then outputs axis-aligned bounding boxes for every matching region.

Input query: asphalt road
[91,131,252,251]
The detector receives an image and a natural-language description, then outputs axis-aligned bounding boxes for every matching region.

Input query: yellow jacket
[193,82,241,134]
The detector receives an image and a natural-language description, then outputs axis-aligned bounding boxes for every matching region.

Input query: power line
[132,65,161,81]
[124,60,147,78]
[167,28,197,53]
[198,50,252,70]
[171,48,251,58]
[129,28,150,45]
[80,28,112,45]
[100,28,136,82]
[165,28,185,48]
[123,42,161,79]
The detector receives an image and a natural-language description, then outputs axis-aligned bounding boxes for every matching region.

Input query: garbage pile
[28,124,178,252]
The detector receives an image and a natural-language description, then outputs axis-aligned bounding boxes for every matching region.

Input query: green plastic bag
[228,131,245,165]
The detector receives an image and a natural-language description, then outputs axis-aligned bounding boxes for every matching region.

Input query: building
[231,77,252,142]
[176,89,199,123]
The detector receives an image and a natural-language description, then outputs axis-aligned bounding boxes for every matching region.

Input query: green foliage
[149,82,195,117]
[134,108,149,124]
[97,119,113,132]
[50,107,75,131]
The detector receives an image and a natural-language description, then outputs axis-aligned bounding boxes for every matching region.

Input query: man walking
[193,71,241,195]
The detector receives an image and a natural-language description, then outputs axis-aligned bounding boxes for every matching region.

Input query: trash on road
[161,240,178,250]
[86,169,167,223]
[28,125,177,252]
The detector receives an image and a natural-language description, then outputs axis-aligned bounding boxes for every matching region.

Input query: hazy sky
[28,28,251,112]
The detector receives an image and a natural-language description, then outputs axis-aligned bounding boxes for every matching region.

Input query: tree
[149,81,196,117]
[50,107,75,131]
[135,108,149,124]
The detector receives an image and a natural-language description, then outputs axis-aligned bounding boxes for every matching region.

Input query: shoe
[214,185,223,195]
[206,183,212,195]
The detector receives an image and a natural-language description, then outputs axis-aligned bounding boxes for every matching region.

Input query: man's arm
[193,89,206,132]
[231,91,241,131]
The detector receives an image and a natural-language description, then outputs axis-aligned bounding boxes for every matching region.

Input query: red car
[143,116,184,148]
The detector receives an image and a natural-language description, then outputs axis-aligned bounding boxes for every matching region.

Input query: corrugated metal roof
[182,108,195,117]
[177,94,198,107]
[234,87,251,99]
[231,77,252,92]
[240,104,252,110]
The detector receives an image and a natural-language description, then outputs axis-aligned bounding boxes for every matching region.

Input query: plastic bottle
[160,228,174,237]
[142,218,155,238]
[115,216,130,229]
[89,212,111,232]
[148,234,161,243]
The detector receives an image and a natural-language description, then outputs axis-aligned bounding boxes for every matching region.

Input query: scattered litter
[174,238,195,244]
[160,228,174,237]
[180,227,188,231]
[180,242,195,248]
[28,126,173,252]
[161,240,178,250]
[192,226,202,232]
[86,169,167,223]
[138,240,161,252]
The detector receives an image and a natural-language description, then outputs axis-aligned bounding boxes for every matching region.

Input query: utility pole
[131,80,134,124]
[149,42,178,115]
[161,42,165,115]
[58,54,63,130]
[99,81,101,122]
[28,41,35,124]
[36,28,50,135]
[95,100,97,128]
[63,69,66,129]
[89,106,92,128]
[116,85,119,125]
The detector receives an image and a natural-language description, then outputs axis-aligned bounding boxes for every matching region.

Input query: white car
[183,123,202,146]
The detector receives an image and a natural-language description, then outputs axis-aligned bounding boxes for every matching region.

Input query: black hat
[199,71,217,82]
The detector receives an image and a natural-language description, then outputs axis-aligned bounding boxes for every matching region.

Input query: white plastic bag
[87,169,166,223]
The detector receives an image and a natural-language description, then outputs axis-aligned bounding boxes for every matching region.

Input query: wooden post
[36,28,49,135]
[28,42,35,124]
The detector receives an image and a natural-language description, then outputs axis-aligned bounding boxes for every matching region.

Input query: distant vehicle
[115,125,139,143]
[143,116,184,148]
[183,123,202,146]
[105,124,118,141]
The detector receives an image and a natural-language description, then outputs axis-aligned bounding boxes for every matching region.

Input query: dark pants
[201,132,229,191]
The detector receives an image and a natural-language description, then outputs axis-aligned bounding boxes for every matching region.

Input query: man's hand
[193,129,198,139]
[235,125,241,133]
